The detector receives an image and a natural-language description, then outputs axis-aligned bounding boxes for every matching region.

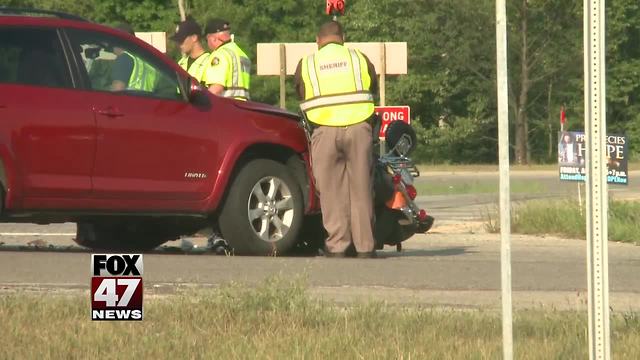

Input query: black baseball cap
[204,18,231,34]
[171,17,202,43]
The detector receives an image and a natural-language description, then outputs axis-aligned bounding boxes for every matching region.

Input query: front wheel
[218,159,304,255]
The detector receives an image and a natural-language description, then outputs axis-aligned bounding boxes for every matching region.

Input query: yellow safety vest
[211,42,251,100]
[178,52,211,85]
[124,51,156,92]
[300,43,374,126]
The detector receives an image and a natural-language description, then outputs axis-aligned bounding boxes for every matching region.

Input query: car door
[0,26,95,203]
[65,28,218,203]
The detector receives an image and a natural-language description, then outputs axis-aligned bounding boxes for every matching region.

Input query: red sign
[375,106,411,139]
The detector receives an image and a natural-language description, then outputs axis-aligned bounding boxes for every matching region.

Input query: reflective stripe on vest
[217,43,251,100]
[222,87,251,99]
[125,52,156,92]
[300,44,374,126]
[348,49,364,91]
[299,91,374,111]
[306,55,321,97]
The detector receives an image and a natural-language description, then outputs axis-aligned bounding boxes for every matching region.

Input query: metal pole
[584,0,610,358]
[379,42,387,155]
[496,1,513,359]
[178,0,186,21]
[379,42,386,106]
[578,183,583,216]
[279,44,286,109]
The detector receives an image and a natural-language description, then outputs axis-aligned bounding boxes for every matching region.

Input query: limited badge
[212,57,220,66]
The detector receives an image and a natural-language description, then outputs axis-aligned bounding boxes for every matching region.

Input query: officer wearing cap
[170,16,212,86]
[203,18,251,101]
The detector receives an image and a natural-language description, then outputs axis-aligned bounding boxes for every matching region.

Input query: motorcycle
[371,118,434,250]
[299,112,434,253]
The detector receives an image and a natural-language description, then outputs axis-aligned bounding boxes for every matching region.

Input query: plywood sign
[135,32,167,53]
[257,42,407,75]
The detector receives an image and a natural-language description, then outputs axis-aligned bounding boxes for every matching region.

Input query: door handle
[96,107,124,118]
[0,104,6,109]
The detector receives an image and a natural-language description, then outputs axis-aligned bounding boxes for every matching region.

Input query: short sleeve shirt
[204,50,231,87]
[112,53,134,83]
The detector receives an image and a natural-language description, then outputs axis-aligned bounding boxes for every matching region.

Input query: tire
[373,206,403,248]
[218,159,304,255]
[0,186,4,216]
[74,221,174,251]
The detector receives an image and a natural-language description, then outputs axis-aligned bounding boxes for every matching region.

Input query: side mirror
[187,76,206,101]
[385,121,417,157]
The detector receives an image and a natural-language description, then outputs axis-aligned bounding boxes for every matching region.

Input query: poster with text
[558,131,628,185]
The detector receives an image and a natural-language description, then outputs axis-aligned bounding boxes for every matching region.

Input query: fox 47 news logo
[91,254,143,321]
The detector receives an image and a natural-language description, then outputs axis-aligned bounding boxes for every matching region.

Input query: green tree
[5,0,640,162]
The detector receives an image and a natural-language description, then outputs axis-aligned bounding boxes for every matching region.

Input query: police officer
[203,18,251,100]
[294,21,378,258]
[170,17,211,85]
[111,23,157,92]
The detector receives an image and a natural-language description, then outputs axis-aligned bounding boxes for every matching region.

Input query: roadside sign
[558,131,628,185]
[375,106,410,139]
[257,42,408,75]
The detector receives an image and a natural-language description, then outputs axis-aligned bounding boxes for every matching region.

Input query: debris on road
[26,239,49,248]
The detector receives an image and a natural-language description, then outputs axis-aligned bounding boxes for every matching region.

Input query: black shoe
[356,251,377,259]
[319,247,347,258]
[326,252,347,258]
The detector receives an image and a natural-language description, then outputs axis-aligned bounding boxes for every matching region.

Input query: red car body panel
[1,84,96,203]
[0,15,319,219]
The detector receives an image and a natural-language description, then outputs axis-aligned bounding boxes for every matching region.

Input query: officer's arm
[111,81,126,92]
[294,60,305,100]
[208,84,224,96]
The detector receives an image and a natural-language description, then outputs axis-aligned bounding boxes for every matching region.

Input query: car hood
[233,101,300,121]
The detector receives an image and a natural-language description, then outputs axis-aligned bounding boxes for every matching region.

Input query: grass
[486,199,640,245]
[2,279,640,359]
[415,178,548,196]
[417,163,558,172]
[417,160,640,172]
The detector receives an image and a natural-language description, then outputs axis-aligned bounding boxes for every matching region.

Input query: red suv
[0,9,318,254]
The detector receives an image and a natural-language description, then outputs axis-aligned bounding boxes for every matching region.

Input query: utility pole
[178,0,186,21]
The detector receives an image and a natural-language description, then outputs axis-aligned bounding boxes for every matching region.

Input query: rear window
[0,27,72,88]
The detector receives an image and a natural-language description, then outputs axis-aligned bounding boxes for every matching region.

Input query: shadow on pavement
[0,244,474,259]
[382,246,473,258]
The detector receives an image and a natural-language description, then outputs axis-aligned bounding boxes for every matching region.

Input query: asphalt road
[0,171,638,309]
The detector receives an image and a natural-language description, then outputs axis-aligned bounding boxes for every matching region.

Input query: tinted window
[0,27,72,88]
[67,29,183,101]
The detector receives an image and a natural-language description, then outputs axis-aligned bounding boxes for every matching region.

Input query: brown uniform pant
[310,121,375,253]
